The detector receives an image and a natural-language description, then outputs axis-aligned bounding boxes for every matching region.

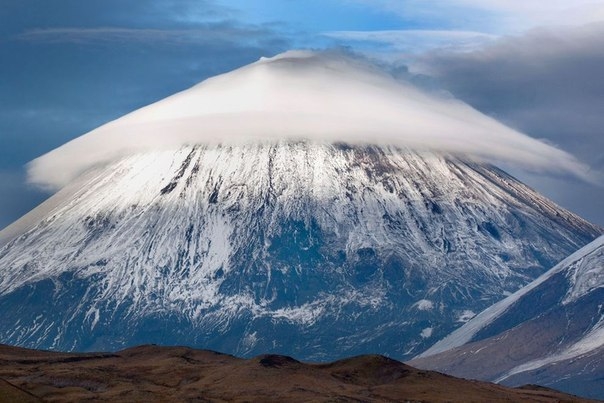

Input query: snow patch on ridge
[414,299,434,311]
[457,310,476,323]
[421,327,434,338]
[564,242,604,304]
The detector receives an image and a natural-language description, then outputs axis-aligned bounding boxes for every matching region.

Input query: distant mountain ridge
[0,141,599,360]
[411,235,604,399]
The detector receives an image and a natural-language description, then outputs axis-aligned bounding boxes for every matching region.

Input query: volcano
[0,51,600,360]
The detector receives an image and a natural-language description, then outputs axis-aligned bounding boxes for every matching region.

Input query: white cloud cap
[27,50,591,190]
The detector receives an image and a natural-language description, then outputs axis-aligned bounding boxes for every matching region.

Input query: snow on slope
[27,50,589,190]
[419,235,604,358]
[494,236,604,382]
[0,142,600,359]
[495,323,604,383]
[410,236,604,398]
[0,51,600,360]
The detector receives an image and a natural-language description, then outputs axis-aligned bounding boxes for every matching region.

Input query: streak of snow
[495,321,604,383]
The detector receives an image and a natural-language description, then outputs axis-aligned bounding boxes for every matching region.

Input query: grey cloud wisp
[415,23,604,168]
[27,50,591,190]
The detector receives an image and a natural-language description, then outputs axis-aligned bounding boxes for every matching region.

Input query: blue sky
[1,0,604,228]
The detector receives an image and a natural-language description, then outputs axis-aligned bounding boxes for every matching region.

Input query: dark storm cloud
[0,0,289,229]
[418,22,604,167]
[416,22,604,225]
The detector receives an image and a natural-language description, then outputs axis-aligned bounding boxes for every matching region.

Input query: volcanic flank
[411,235,604,399]
[0,51,600,361]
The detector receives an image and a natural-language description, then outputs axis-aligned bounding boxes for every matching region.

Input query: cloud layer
[27,50,590,190]
[414,22,604,224]
[416,23,604,169]
[1,0,297,230]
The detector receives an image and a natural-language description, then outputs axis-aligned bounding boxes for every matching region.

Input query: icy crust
[0,142,600,358]
[420,235,604,358]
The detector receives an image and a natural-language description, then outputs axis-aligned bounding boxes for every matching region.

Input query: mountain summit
[26,50,588,190]
[0,51,600,359]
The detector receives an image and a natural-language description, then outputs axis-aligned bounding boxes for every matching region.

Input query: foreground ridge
[0,343,596,402]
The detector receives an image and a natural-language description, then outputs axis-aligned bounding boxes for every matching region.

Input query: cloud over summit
[27,50,591,190]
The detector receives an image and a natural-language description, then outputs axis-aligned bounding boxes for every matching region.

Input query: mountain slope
[0,141,600,359]
[411,236,604,399]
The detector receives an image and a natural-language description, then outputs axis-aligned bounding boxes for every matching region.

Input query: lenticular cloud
[27,50,590,190]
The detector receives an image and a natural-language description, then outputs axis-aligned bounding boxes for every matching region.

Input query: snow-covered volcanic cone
[0,51,600,359]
